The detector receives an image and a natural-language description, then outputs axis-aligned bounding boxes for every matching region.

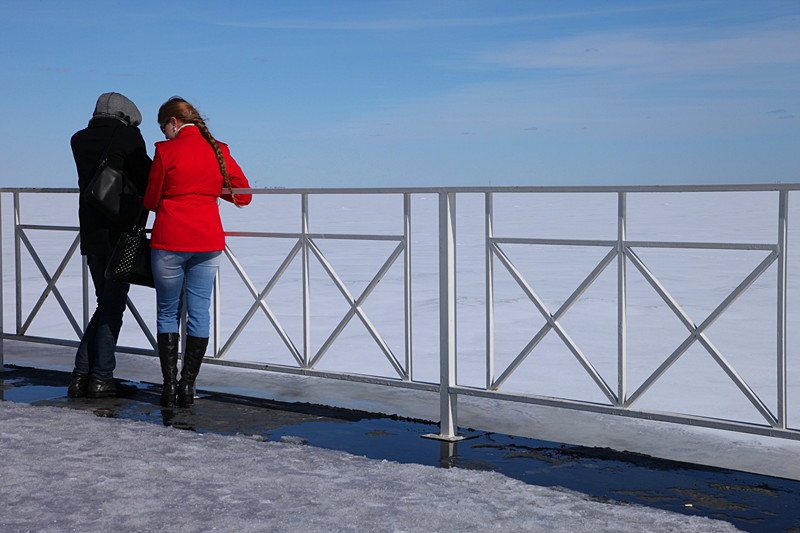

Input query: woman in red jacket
[144,97,251,408]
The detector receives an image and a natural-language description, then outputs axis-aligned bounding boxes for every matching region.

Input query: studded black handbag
[105,225,154,288]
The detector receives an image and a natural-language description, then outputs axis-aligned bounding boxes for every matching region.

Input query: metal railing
[1,184,799,442]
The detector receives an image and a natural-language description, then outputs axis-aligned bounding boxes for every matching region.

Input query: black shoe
[67,370,90,398]
[86,375,137,398]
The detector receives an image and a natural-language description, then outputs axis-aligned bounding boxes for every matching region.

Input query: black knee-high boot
[177,336,209,407]
[158,332,180,407]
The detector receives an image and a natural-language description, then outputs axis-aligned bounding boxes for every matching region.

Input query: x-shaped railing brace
[490,240,779,427]
[17,229,82,337]
[218,238,406,379]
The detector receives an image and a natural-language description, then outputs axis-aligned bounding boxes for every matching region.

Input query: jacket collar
[175,124,200,138]
[88,116,128,128]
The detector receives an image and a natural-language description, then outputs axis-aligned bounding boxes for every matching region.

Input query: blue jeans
[151,249,221,337]
[74,254,130,378]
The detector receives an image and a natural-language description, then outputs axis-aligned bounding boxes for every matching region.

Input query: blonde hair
[158,97,242,206]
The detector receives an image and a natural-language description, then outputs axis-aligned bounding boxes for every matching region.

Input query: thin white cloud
[211,4,689,31]
[475,20,800,74]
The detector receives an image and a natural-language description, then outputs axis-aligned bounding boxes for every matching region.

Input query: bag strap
[96,125,123,169]
[132,207,149,231]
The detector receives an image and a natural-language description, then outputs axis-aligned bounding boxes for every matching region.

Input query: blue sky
[1,1,798,188]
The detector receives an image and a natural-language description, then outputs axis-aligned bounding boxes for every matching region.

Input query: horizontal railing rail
[1,184,799,443]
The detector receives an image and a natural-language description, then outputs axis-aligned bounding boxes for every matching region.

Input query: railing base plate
[421,433,468,442]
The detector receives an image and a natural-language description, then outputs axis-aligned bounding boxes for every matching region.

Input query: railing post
[434,191,461,440]
[485,192,494,390]
[82,256,90,330]
[301,193,311,368]
[403,193,413,380]
[213,267,221,357]
[13,192,21,335]
[617,192,627,406]
[0,192,4,369]
[777,189,788,429]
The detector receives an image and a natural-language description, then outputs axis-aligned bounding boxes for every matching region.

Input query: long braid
[193,118,241,207]
[158,97,242,207]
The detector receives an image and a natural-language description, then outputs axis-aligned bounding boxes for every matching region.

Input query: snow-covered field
[6,190,799,422]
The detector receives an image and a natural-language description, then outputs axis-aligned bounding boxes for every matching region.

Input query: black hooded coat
[72,107,152,255]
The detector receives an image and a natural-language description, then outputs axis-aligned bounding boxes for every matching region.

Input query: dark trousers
[73,254,130,378]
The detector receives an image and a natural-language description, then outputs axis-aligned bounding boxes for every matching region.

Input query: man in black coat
[68,92,152,398]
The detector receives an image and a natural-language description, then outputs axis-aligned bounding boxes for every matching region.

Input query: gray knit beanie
[92,92,142,127]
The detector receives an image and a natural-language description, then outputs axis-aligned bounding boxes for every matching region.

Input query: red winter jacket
[144,126,251,252]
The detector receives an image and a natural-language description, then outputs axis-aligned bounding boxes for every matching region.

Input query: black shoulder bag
[82,126,142,228]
